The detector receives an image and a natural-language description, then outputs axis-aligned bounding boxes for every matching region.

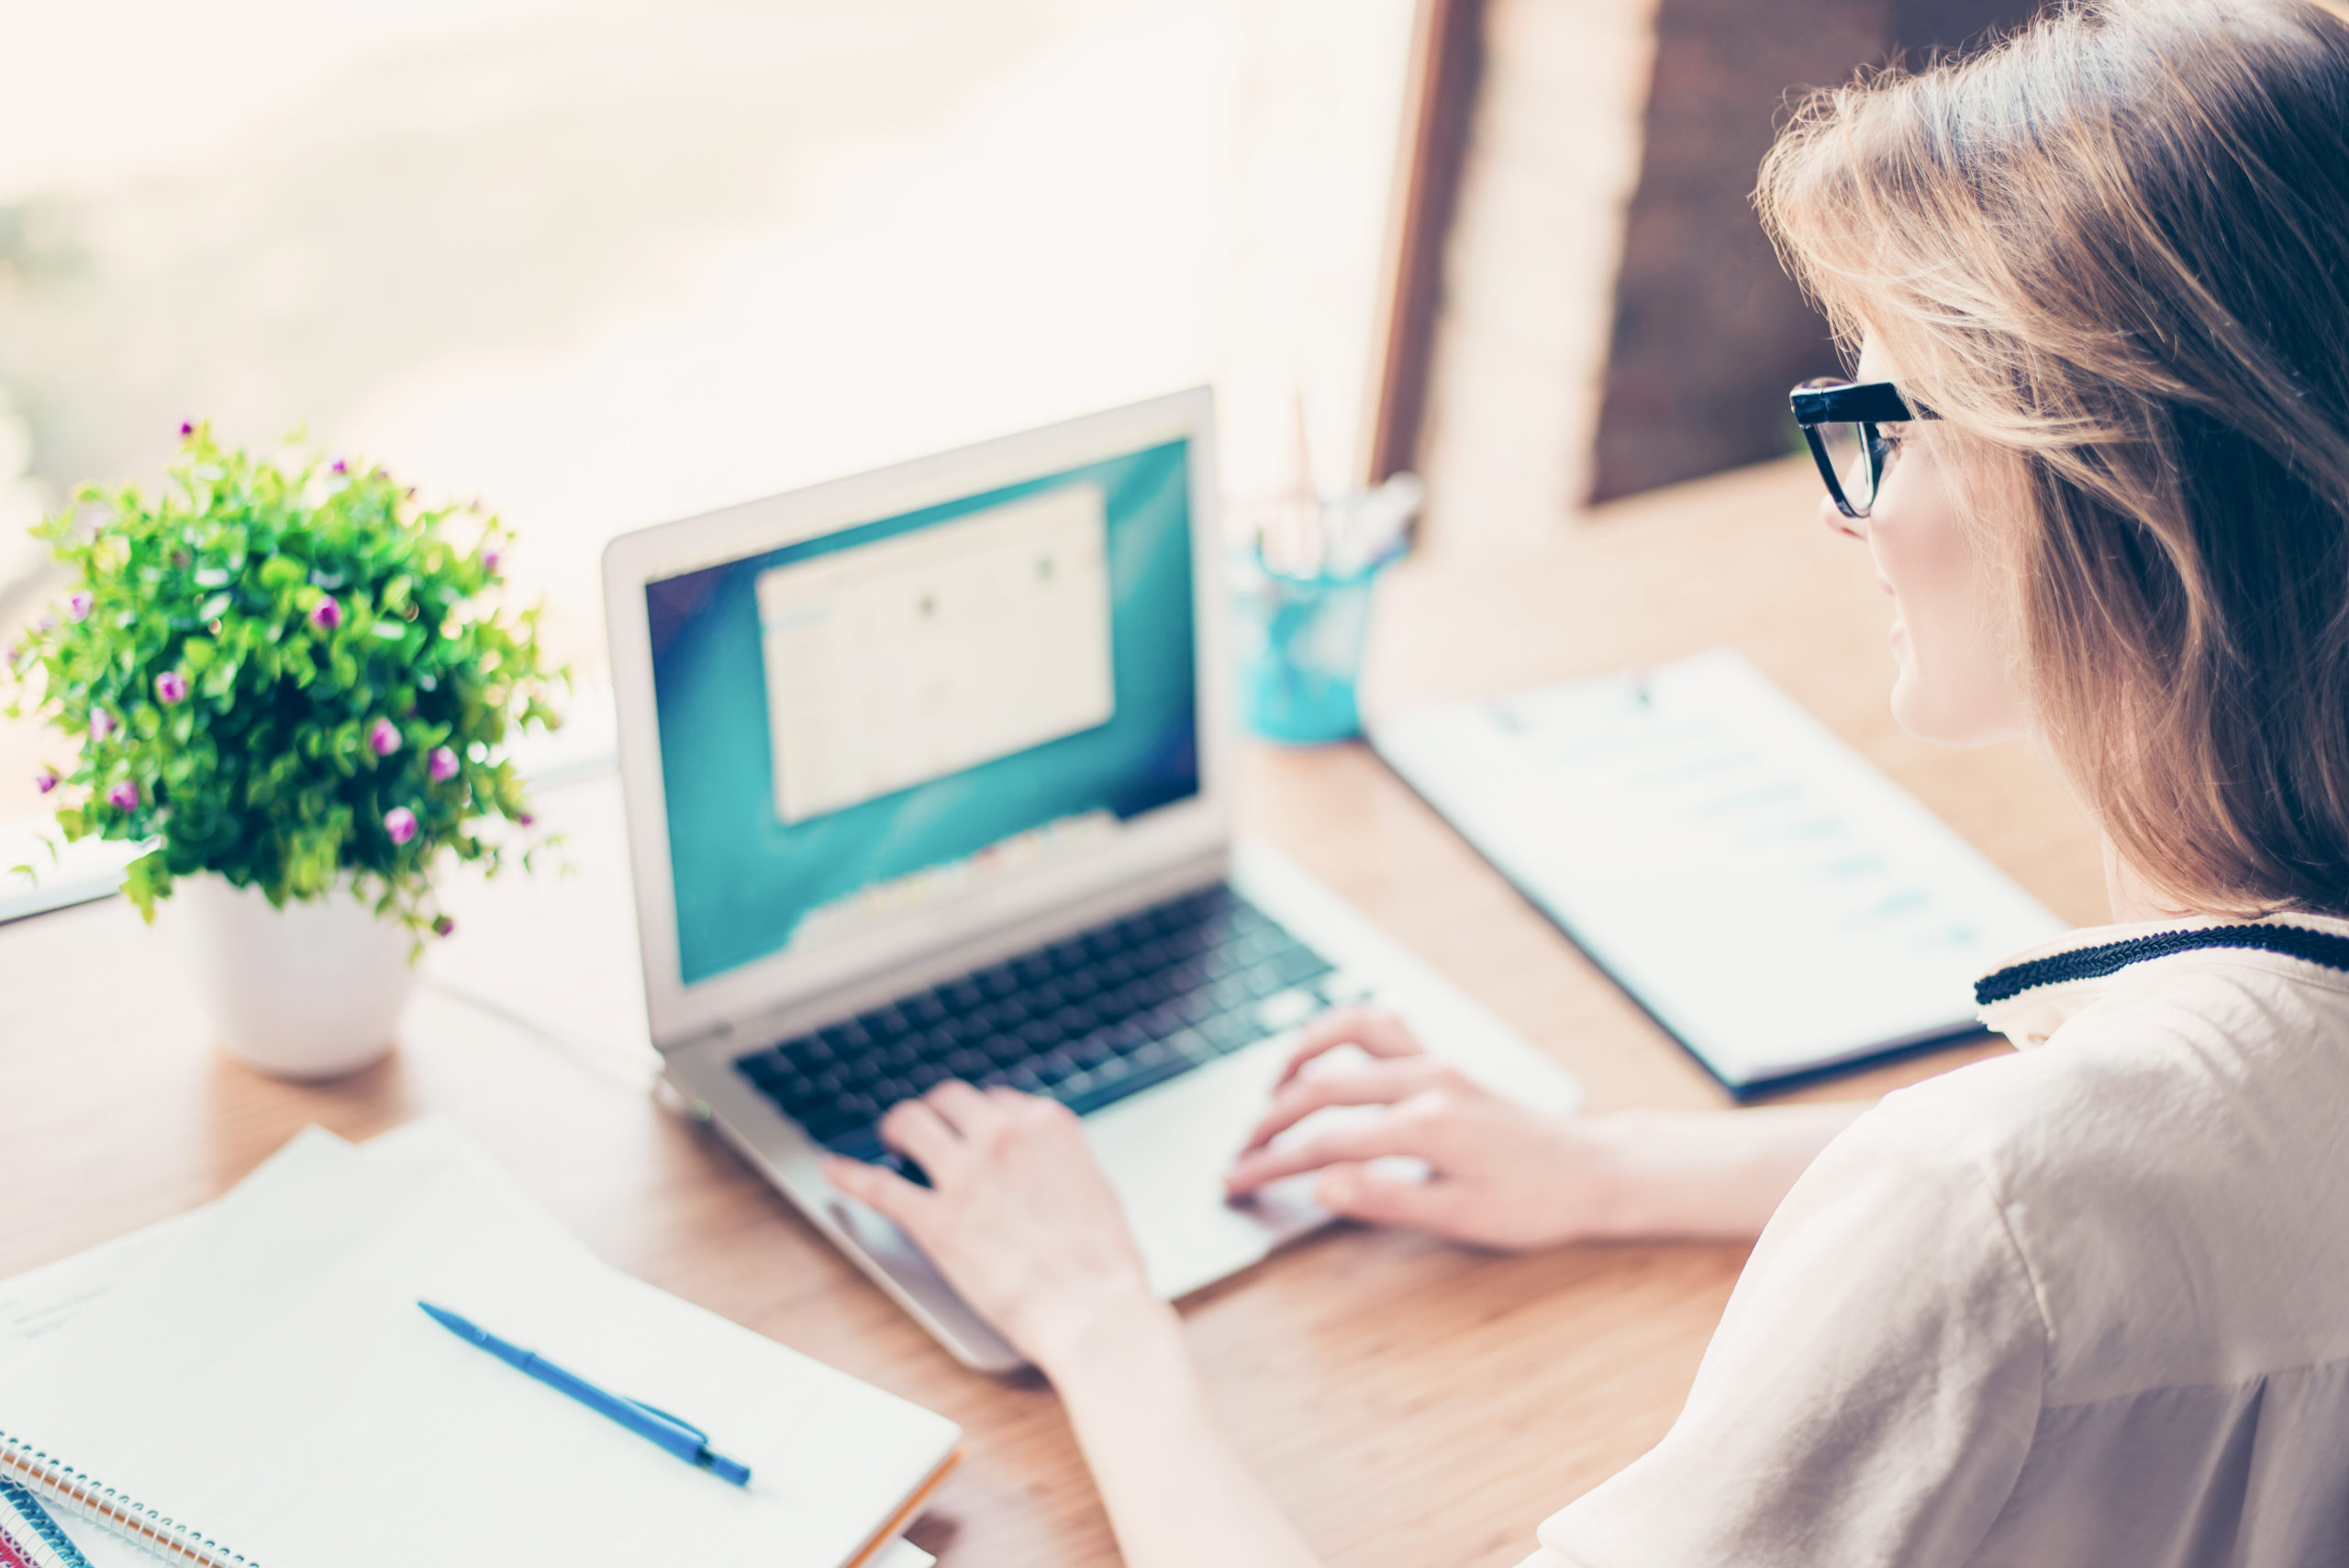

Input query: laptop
[602,387,1583,1371]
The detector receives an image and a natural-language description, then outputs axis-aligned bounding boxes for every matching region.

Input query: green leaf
[7,428,569,931]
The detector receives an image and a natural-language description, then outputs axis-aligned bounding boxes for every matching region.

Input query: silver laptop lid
[603,388,1230,1050]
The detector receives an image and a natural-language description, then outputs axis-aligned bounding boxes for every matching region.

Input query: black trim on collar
[1975,922,2349,1006]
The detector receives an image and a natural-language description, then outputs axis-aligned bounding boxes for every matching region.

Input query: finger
[1273,1005,1425,1092]
[999,1086,1081,1131]
[924,1078,997,1137]
[1239,1057,1453,1153]
[1312,1162,1464,1234]
[879,1098,970,1178]
[1223,1111,1434,1195]
[822,1154,933,1229]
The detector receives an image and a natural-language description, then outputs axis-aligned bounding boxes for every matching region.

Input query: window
[0,0,1417,827]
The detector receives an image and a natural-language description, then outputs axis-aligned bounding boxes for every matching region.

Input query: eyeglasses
[1790,378,1939,519]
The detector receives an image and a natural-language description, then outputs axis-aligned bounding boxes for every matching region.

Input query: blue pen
[418,1302,752,1485]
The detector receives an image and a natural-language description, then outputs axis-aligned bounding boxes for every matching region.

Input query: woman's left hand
[821,1082,1167,1374]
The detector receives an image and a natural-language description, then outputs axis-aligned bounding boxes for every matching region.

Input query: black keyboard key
[1058,1050,1197,1118]
[1272,947,1334,986]
[734,883,1340,1150]
[876,1149,931,1187]
[819,1129,931,1188]
[827,1125,885,1162]
[1201,1010,1262,1053]
[1241,963,1287,1000]
[1164,1026,1218,1062]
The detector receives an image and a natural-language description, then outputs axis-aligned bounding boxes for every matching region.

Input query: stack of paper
[0,1122,953,1568]
[1372,650,2069,1091]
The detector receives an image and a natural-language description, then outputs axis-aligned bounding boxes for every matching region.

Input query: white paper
[0,1122,958,1568]
[1372,650,2068,1086]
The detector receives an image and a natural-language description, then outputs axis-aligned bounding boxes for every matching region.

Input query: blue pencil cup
[1230,558,1386,744]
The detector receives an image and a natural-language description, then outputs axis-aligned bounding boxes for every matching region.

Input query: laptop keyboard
[733,884,1338,1166]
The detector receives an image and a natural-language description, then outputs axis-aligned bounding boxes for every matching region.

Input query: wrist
[1026,1284,1186,1391]
[1570,1109,1757,1240]
[1572,1104,1867,1240]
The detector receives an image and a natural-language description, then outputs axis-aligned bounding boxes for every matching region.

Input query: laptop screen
[645,436,1200,986]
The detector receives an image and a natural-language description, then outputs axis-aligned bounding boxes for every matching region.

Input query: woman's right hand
[1221,1005,1626,1251]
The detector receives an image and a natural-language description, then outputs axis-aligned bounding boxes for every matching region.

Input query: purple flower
[310,597,342,632]
[517,812,535,827]
[367,718,402,757]
[155,670,189,704]
[65,591,92,622]
[178,420,194,437]
[430,914,455,938]
[105,780,139,810]
[34,767,58,795]
[482,550,501,573]
[384,806,418,846]
[88,709,117,742]
[330,458,348,475]
[428,745,460,782]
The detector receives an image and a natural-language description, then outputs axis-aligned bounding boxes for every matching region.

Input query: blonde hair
[1759,0,2349,915]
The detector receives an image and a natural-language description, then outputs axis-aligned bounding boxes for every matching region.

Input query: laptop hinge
[661,1020,733,1059]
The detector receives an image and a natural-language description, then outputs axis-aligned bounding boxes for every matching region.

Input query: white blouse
[1520,912,2349,1567]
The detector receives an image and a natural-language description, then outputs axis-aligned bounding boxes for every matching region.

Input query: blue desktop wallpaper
[647,439,1200,984]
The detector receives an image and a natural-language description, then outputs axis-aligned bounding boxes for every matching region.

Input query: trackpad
[1081,1039,1330,1300]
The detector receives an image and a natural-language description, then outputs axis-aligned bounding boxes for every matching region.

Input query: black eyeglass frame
[1790,378,1940,519]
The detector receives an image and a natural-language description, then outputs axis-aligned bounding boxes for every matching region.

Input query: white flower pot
[160,873,417,1081]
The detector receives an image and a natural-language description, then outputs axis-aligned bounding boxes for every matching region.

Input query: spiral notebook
[0,1123,955,1568]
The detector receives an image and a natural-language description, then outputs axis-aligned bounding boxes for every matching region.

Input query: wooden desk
[0,457,2104,1567]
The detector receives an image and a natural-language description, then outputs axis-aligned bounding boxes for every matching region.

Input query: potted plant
[6,422,563,1079]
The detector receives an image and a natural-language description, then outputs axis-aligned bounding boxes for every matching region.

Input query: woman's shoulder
[1878,939,2349,1179]
[1835,965,2349,1403]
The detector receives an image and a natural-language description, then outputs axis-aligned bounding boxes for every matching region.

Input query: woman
[826,2,2349,1561]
